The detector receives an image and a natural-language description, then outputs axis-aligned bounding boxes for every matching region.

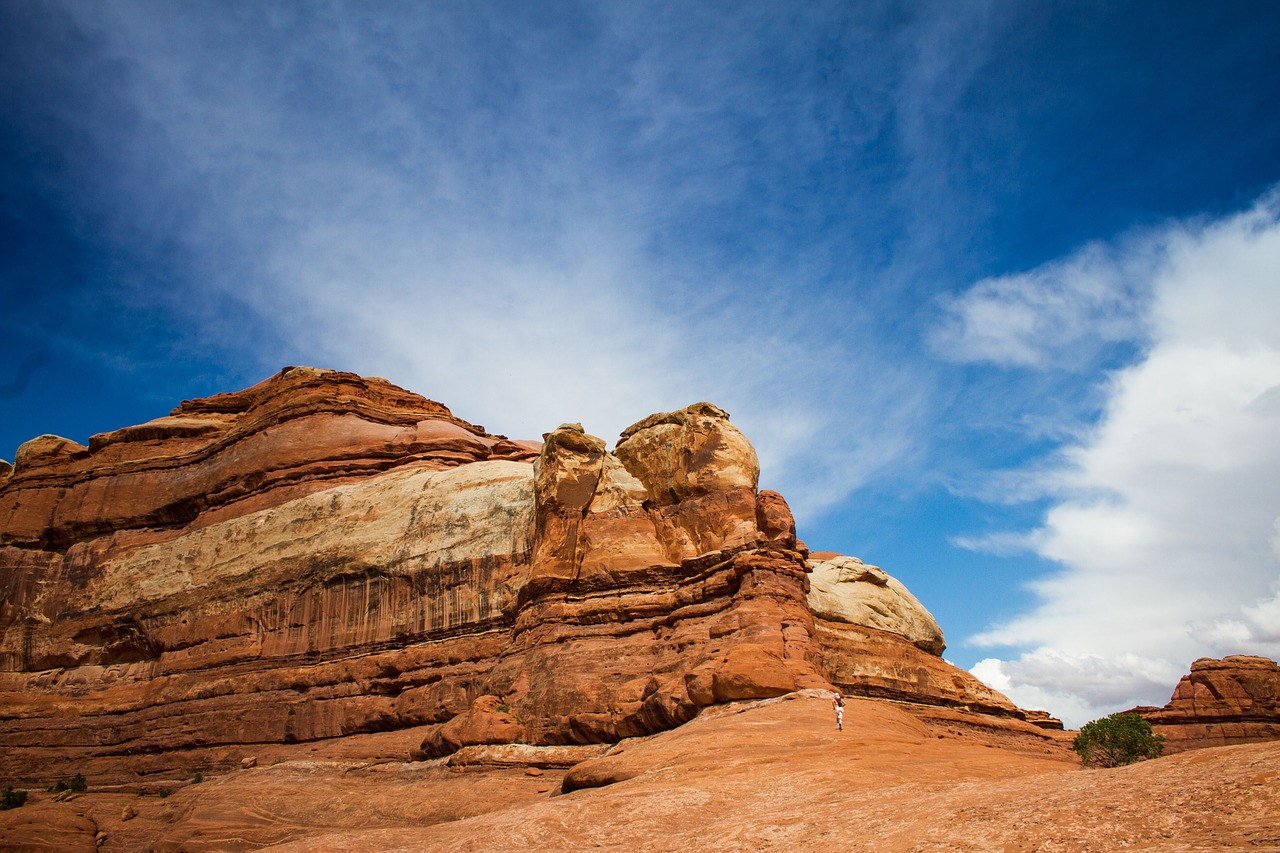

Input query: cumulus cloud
[961,191,1280,725]
[1194,578,1280,657]
[971,651,1184,728]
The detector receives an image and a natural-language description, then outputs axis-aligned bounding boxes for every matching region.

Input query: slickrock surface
[1137,655,1280,753]
[0,367,1036,789]
[2,692,1274,852]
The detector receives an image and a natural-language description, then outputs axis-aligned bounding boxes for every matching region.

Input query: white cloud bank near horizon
[949,192,1280,726]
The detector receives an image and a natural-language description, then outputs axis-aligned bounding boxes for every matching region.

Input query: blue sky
[3,1,1279,725]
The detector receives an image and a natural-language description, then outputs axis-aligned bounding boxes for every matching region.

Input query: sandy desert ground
[3,691,1277,852]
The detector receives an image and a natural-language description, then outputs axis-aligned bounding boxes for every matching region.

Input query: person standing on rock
[833,692,845,731]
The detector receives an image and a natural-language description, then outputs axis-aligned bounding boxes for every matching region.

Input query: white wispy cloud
[961,191,1280,725]
[929,241,1152,369]
[34,1,937,526]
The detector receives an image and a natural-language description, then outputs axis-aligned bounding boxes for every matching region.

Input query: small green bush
[1,787,27,810]
[192,772,203,784]
[158,787,171,799]
[1073,712,1165,767]
[50,775,87,794]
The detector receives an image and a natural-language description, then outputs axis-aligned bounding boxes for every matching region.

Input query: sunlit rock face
[0,368,1031,783]
[807,554,946,656]
[1136,655,1280,753]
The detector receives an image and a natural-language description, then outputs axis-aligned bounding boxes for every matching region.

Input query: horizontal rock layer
[0,367,539,552]
[0,368,1030,783]
[813,619,1026,719]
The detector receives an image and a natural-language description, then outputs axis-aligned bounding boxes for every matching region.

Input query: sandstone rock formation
[0,368,1038,784]
[808,554,945,655]
[0,366,539,553]
[418,695,526,758]
[1136,655,1280,753]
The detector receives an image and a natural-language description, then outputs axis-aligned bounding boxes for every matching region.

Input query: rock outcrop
[418,695,526,758]
[0,368,1036,784]
[1136,655,1280,754]
[808,554,945,655]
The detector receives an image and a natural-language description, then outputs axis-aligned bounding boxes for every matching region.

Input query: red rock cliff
[0,368,1036,783]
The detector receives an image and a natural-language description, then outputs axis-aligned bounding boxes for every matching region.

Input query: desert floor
[3,691,1277,852]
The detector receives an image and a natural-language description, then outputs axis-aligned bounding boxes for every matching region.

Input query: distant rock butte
[0,367,1050,783]
[1135,655,1280,753]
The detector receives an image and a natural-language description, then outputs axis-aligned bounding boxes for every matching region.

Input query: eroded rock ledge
[0,368,1038,783]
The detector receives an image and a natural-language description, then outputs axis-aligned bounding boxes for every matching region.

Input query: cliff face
[0,368,1035,782]
[1137,655,1280,753]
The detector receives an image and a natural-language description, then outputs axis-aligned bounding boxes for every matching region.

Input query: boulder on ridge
[807,554,946,656]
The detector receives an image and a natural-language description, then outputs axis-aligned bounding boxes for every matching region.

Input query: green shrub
[192,772,203,784]
[1,787,27,810]
[1073,712,1165,767]
[50,775,87,794]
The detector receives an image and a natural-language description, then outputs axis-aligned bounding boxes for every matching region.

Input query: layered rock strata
[0,366,539,553]
[1136,655,1280,753]
[0,368,1035,783]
